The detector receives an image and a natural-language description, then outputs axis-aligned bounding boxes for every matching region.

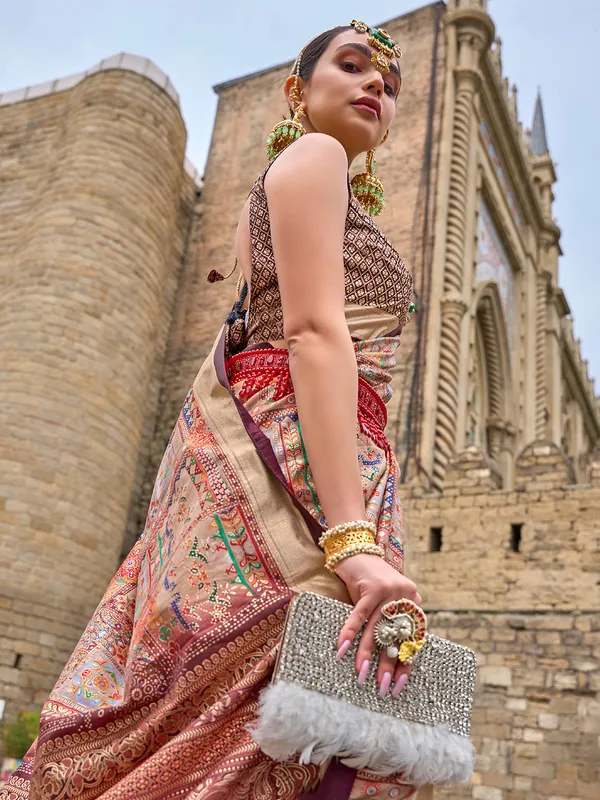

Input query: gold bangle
[322,528,376,562]
[319,520,377,549]
[325,543,385,573]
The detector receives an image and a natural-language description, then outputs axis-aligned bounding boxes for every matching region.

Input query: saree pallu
[0,329,421,800]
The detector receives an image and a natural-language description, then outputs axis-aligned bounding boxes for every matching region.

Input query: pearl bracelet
[318,519,377,548]
[325,542,386,573]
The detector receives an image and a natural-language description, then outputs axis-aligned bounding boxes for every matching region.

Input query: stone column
[544,247,563,445]
[534,271,550,438]
[432,3,495,489]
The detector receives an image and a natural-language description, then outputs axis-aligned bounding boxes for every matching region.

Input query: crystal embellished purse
[251,592,477,787]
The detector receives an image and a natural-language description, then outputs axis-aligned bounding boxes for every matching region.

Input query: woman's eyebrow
[334,42,401,79]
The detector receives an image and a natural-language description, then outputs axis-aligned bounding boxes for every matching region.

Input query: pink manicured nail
[392,674,409,697]
[358,660,371,685]
[379,671,393,697]
[336,639,352,662]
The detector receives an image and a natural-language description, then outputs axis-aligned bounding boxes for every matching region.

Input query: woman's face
[288,29,401,161]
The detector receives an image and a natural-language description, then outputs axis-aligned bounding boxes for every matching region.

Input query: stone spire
[531,89,549,155]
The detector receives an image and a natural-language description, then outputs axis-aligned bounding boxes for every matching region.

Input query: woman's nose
[368,83,383,98]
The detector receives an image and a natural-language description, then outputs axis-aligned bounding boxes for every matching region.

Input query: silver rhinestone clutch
[251,592,478,786]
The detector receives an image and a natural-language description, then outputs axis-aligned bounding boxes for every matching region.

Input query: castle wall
[431,611,599,800]
[405,442,600,799]
[0,68,187,711]
[0,93,69,291]
[120,170,200,559]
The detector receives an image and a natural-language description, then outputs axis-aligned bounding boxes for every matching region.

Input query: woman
[1,21,424,800]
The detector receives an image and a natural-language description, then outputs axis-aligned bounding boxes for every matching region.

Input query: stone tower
[0,2,599,798]
[0,56,196,709]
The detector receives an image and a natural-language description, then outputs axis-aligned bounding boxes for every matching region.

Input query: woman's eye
[384,84,395,97]
[341,61,359,73]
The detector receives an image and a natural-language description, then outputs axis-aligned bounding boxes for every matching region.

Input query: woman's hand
[334,553,422,698]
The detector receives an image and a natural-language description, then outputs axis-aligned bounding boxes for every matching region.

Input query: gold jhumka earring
[266,51,307,160]
[351,131,388,217]
[349,21,402,216]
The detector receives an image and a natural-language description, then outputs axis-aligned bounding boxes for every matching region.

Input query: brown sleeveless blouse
[245,160,414,345]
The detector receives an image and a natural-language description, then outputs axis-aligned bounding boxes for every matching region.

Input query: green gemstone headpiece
[350,20,403,74]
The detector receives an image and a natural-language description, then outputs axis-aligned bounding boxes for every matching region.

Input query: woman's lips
[352,102,379,119]
[352,95,382,118]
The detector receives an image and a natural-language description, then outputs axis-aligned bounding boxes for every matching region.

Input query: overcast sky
[2,0,599,387]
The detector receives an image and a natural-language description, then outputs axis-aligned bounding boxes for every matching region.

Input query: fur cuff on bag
[250,680,474,787]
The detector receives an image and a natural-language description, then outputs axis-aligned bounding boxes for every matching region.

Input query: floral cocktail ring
[374,598,427,665]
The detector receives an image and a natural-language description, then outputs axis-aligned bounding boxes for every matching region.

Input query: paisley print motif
[0,335,415,800]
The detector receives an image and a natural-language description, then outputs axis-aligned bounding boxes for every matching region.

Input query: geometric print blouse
[245,161,414,345]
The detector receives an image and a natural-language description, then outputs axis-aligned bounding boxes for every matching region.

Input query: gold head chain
[350,20,402,73]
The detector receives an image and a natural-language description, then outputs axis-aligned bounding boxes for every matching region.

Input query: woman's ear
[283,74,304,110]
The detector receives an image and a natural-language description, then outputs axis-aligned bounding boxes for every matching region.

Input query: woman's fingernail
[358,660,370,685]
[379,671,393,697]
[392,673,409,697]
[336,639,352,661]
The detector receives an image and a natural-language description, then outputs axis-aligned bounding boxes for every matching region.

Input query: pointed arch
[467,319,489,452]
[466,281,514,481]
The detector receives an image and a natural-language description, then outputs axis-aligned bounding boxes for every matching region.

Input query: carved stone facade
[0,1,598,797]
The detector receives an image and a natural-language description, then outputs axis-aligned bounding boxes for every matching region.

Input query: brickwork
[404,443,600,798]
[0,92,69,295]
[406,441,600,611]
[120,170,200,558]
[0,68,188,708]
[430,611,600,800]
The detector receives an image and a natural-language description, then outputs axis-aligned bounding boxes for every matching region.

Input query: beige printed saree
[0,320,424,800]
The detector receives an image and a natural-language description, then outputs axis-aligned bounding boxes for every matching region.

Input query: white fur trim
[250,680,474,786]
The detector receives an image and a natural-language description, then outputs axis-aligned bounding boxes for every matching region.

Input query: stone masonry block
[480,666,512,687]
[511,758,555,779]
[473,786,503,800]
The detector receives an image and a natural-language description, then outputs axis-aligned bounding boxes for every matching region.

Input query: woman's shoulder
[281,132,346,160]
[262,134,348,192]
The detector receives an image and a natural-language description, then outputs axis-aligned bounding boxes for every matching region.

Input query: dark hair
[296,26,353,81]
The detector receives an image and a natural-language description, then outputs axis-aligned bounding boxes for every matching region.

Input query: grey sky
[2,1,599,387]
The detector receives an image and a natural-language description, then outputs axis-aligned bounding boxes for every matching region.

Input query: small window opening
[429,527,443,552]
[13,653,21,669]
[510,524,522,553]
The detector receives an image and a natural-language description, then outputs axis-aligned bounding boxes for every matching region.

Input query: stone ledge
[0,52,179,107]
[444,445,503,492]
[184,157,203,189]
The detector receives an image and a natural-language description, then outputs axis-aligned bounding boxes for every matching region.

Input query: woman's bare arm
[265,135,422,693]
[265,133,364,528]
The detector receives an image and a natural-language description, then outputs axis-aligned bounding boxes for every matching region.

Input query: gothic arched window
[467,318,489,453]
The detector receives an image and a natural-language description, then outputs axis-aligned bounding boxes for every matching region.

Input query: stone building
[0,0,598,797]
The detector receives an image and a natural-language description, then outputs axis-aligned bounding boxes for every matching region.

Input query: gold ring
[374,598,427,665]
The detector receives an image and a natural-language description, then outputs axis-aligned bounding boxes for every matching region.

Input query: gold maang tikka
[266,50,307,160]
[350,20,403,73]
